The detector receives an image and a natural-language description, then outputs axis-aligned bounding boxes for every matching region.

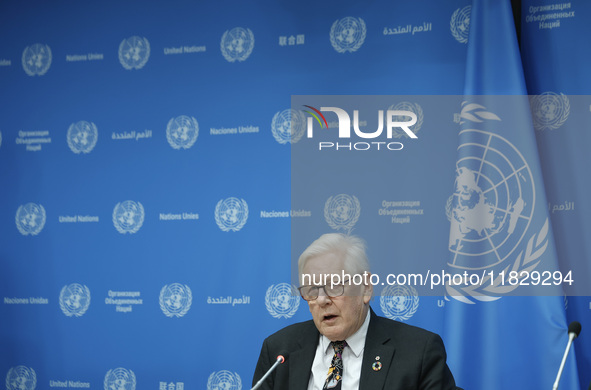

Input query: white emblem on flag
[22,43,52,76]
[113,200,145,234]
[220,27,254,62]
[448,130,533,265]
[380,285,419,321]
[207,371,242,390]
[271,109,306,144]
[67,121,98,154]
[15,203,46,236]
[324,194,361,232]
[330,17,366,53]
[530,92,570,131]
[214,197,248,232]
[450,6,471,43]
[6,366,36,390]
[265,283,299,319]
[446,104,548,303]
[59,283,91,317]
[119,36,150,70]
[166,115,199,150]
[159,283,192,318]
[104,368,136,390]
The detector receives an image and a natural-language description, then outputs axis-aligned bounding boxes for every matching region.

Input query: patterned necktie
[323,340,347,390]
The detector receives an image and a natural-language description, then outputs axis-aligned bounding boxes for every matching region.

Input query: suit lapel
[359,309,396,390]
[289,323,319,389]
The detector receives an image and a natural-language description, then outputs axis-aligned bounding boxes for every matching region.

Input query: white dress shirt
[307,310,371,390]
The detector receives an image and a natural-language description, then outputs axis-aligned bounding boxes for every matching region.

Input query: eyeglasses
[298,285,346,301]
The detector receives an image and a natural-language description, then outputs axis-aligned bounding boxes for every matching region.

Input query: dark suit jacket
[253,308,456,390]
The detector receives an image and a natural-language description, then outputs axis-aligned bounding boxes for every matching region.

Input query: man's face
[301,251,372,342]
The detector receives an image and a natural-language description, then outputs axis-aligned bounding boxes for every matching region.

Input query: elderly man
[253,233,457,390]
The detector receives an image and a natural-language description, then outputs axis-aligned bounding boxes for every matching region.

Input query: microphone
[552,321,581,390]
[251,353,287,390]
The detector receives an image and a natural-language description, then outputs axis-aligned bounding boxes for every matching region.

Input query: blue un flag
[442,0,580,389]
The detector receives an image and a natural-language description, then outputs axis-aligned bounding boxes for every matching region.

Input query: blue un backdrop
[0,0,589,389]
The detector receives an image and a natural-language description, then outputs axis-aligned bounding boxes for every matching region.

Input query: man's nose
[315,288,332,306]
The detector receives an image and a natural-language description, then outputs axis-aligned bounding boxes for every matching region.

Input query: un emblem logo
[104,368,136,390]
[447,130,535,270]
[387,102,424,138]
[324,194,361,232]
[450,6,471,43]
[67,121,98,154]
[330,17,366,53]
[119,36,150,70]
[220,27,254,62]
[271,109,306,144]
[59,283,91,317]
[215,197,248,232]
[6,366,36,390]
[380,285,419,321]
[113,200,145,234]
[15,203,46,236]
[265,283,300,319]
[22,43,52,76]
[166,115,199,150]
[530,92,570,131]
[446,105,550,302]
[207,371,242,390]
[159,283,192,318]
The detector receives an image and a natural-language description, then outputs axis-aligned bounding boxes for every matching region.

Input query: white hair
[298,233,370,277]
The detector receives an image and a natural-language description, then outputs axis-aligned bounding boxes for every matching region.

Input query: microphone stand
[251,355,285,390]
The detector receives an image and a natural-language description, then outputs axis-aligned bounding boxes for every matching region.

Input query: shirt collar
[321,308,371,358]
